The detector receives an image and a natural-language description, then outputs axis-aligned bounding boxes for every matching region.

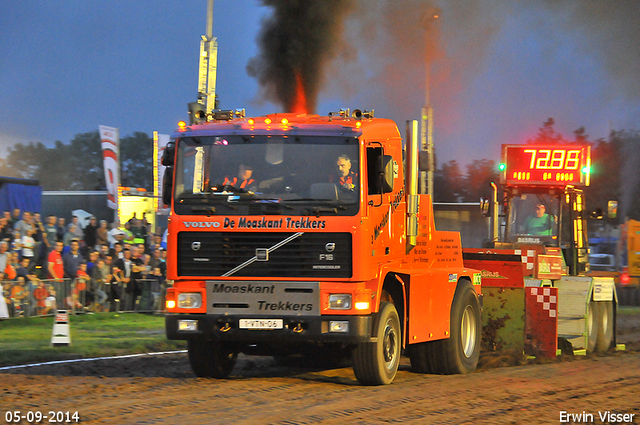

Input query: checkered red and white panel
[515,249,537,271]
[529,287,557,318]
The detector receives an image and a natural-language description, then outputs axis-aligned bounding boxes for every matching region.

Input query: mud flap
[481,287,525,353]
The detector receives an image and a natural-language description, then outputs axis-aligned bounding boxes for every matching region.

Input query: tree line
[0,131,153,191]
[1,120,637,220]
[433,118,640,222]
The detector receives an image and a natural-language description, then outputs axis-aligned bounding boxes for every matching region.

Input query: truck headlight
[178,320,198,331]
[178,293,202,309]
[328,294,352,310]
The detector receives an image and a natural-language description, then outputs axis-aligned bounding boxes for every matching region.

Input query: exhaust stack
[406,120,419,253]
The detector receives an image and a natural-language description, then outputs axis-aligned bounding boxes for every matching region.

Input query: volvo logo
[191,241,201,251]
[325,243,336,253]
[256,248,269,261]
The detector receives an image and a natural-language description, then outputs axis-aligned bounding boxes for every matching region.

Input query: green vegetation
[618,306,640,316]
[0,313,185,367]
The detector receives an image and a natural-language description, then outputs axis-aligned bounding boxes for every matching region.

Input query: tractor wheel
[439,279,482,374]
[188,339,238,378]
[595,301,614,352]
[352,302,401,385]
[586,301,599,354]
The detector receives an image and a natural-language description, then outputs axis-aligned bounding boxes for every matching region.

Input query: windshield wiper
[178,194,238,210]
[283,198,347,209]
[281,199,348,216]
[190,204,237,214]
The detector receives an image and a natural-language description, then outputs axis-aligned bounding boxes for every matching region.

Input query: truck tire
[352,302,401,385]
[188,339,238,378]
[409,340,443,374]
[595,301,614,352]
[439,279,481,375]
[586,301,599,354]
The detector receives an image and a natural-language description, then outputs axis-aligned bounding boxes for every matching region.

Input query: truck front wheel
[352,302,401,385]
[188,339,238,378]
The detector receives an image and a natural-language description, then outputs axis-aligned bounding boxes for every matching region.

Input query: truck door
[366,143,403,259]
[562,187,589,275]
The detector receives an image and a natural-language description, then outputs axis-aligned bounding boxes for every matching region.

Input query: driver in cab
[336,154,358,192]
[523,203,554,236]
[223,163,256,191]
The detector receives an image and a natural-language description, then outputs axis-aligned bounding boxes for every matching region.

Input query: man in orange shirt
[4,252,17,280]
[223,163,256,191]
[48,241,64,280]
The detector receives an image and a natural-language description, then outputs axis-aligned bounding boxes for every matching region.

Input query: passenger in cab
[223,163,256,191]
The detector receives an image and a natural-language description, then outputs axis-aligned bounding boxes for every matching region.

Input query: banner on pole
[99,125,120,210]
[155,133,170,212]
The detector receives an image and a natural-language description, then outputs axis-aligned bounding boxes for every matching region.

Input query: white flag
[156,133,170,211]
[99,125,120,210]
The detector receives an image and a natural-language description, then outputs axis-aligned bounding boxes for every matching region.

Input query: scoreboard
[500,145,591,187]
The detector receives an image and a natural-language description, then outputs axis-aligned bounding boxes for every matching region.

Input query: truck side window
[367,147,383,195]
[367,146,394,195]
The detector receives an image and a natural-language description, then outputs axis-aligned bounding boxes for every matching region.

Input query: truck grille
[177,232,352,278]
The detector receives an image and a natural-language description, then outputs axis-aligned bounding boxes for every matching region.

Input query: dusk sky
[1,0,638,169]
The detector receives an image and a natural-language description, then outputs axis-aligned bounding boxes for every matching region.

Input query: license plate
[239,319,283,330]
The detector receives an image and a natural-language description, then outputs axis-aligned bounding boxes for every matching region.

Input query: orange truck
[162,109,482,385]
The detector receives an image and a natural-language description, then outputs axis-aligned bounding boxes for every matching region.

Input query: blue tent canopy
[0,177,42,214]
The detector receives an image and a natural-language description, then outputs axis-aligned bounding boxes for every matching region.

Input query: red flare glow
[290,72,307,114]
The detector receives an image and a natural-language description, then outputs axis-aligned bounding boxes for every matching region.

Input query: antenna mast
[197,0,218,111]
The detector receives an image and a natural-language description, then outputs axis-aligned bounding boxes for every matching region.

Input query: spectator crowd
[0,208,168,318]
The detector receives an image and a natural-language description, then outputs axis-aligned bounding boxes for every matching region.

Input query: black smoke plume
[247,0,354,113]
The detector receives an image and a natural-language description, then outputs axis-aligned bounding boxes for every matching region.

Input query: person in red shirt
[48,241,64,281]
[33,280,49,315]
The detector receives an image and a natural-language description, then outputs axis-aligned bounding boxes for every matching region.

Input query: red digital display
[501,145,590,186]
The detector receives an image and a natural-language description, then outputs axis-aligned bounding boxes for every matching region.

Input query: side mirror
[381,155,395,193]
[480,197,491,217]
[607,200,618,219]
[590,208,604,220]
[162,166,174,206]
[418,151,429,172]
[161,141,176,167]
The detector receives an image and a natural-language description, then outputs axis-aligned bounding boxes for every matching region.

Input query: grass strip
[0,312,186,367]
[618,306,640,316]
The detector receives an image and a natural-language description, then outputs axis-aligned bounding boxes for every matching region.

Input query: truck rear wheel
[595,301,614,352]
[409,340,443,374]
[439,279,481,375]
[586,301,599,354]
[352,302,401,385]
[188,339,238,378]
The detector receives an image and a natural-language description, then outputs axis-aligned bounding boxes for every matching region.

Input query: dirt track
[1,315,639,425]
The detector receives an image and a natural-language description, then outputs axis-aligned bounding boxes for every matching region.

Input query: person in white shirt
[0,241,8,272]
[21,228,36,261]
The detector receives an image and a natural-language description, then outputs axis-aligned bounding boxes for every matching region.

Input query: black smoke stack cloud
[247,0,353,113]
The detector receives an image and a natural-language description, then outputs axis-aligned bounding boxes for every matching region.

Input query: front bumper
[166,313,372,344]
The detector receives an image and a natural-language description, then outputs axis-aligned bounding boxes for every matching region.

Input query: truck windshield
[506,192,560,245]
[173,135,360,216]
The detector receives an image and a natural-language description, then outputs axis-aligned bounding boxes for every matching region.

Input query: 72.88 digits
[523,149,581,170]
